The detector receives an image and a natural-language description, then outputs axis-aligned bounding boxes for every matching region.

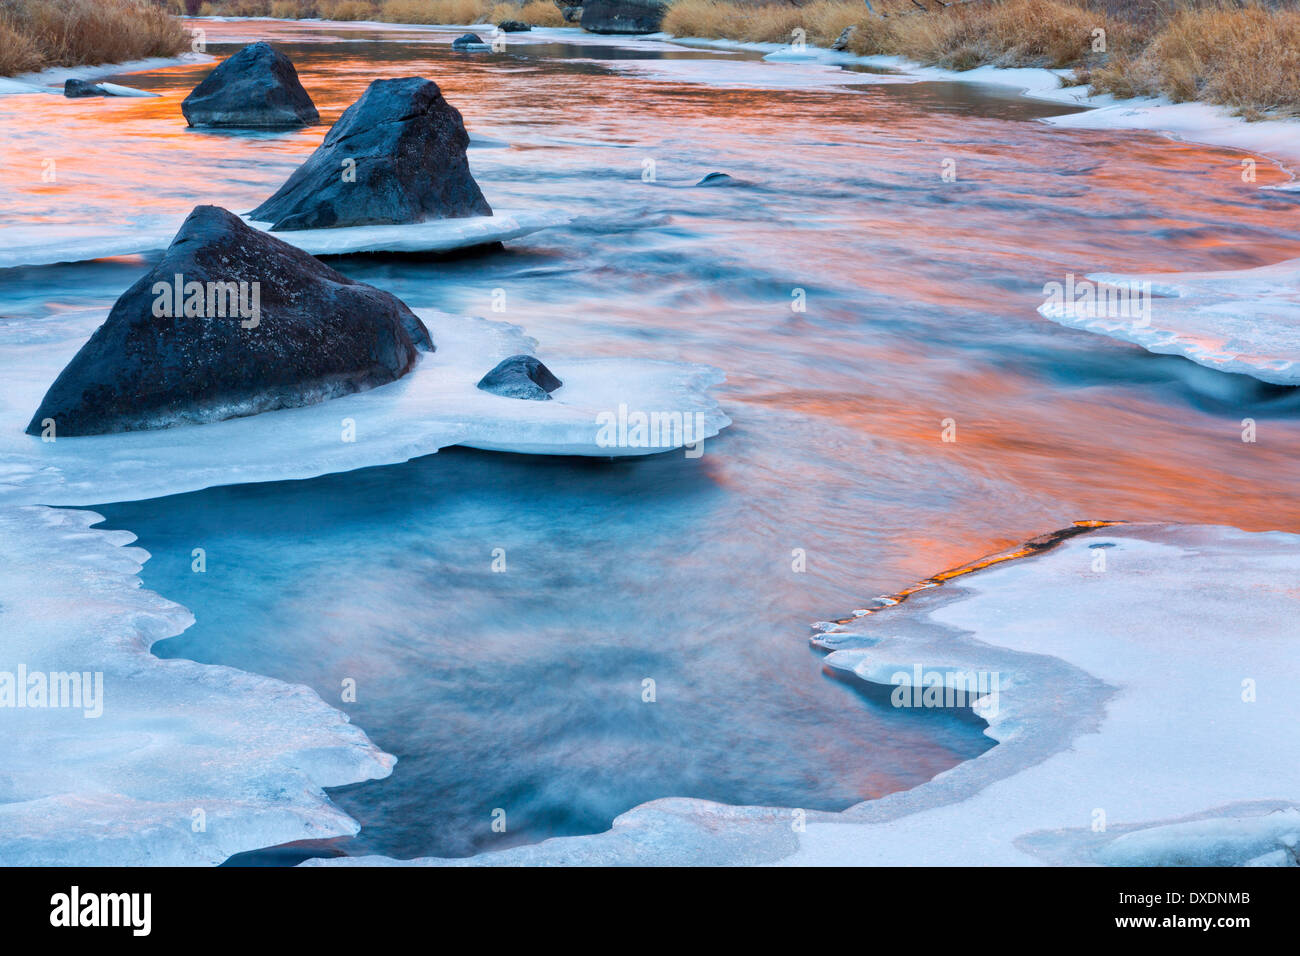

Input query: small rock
[695,172,735,187]
[832,25,857,52]
[451,33,487,49]
[497,20,531,32]
[476,355,563,401]
[63,79,109,97]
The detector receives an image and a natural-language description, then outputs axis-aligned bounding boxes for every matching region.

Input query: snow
[0,211,567,270]
[309,523,1300,866]
[1038,260,1300,386]
[0,308,729,506]
[0,504,394,866]
[0,53,212,97]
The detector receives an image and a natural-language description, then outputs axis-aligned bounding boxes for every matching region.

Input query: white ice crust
[0,308,729,506]
[311,523,1300,866]
[0,504,395,866]
[0,211,567,270]
[1038,260,1300,386]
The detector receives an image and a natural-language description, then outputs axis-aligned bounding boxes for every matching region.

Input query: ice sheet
[0,210,567,270]
[311,523,1300,866]
[0,309,729,506]
[0,504,394,866]
[1038,260,1300,386]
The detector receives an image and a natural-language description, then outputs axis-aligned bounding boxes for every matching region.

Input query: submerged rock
[26,205,432,437]
[451,33,488,49]
[580,0,667,34]
[63,79,109,97]
[497,20,531,32]
[476,355,563,401]
[695,172,736,187]
[247,77,492,231]
[181,41,319,129]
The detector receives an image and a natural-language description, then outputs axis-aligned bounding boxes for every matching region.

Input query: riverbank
[0,0,190,76]
[184,0,1300,119]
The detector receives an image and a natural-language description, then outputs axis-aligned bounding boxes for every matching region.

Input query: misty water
[4,19,1299,861]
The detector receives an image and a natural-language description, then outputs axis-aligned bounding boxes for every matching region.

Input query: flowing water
[4,20,1299,862]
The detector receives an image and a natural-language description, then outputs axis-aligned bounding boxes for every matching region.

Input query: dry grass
[0,18,44,74]
[664,0,1132,68]
[0,0,190,76]
[1091,4,1300,115]
[196,0,577,24]
[380,0,563,24]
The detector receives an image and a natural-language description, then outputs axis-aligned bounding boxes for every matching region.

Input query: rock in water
[247,77,492,231]
[497,20,531,32]
[451,33,487,49]
[26,206,432,437]
[695,172,735,186]
[476,355,563,401]
[64,79,109,97]
[181,41,319,128]
[580,0,667,34]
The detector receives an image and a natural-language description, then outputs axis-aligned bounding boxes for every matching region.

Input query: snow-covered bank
[0,308,729,506]
[1039,260,1300,387]
[0,505,393,865]
[0,211,566,270]
[0,52,212,97]
[310,523,1300,866]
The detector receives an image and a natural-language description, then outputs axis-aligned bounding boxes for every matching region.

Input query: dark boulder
[26,205,432,437]
[247,76,492,231]
[580,0,667,34]
[64,79,109,97]
[497,21,531,32]
[476,355,563,401]
[451,33,488,49]
[181,41,319,129]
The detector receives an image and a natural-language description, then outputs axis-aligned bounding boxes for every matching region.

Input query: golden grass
[1091,4,1300,115]
[664,0,1131,68]
[0,0,190,76]
[0,18,44,74]
[378,0,563,24]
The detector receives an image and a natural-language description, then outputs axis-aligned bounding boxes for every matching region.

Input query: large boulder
[26,205,432,437]
[247,77,492,231]
[580,0,667,34]
[181,41,319,129]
